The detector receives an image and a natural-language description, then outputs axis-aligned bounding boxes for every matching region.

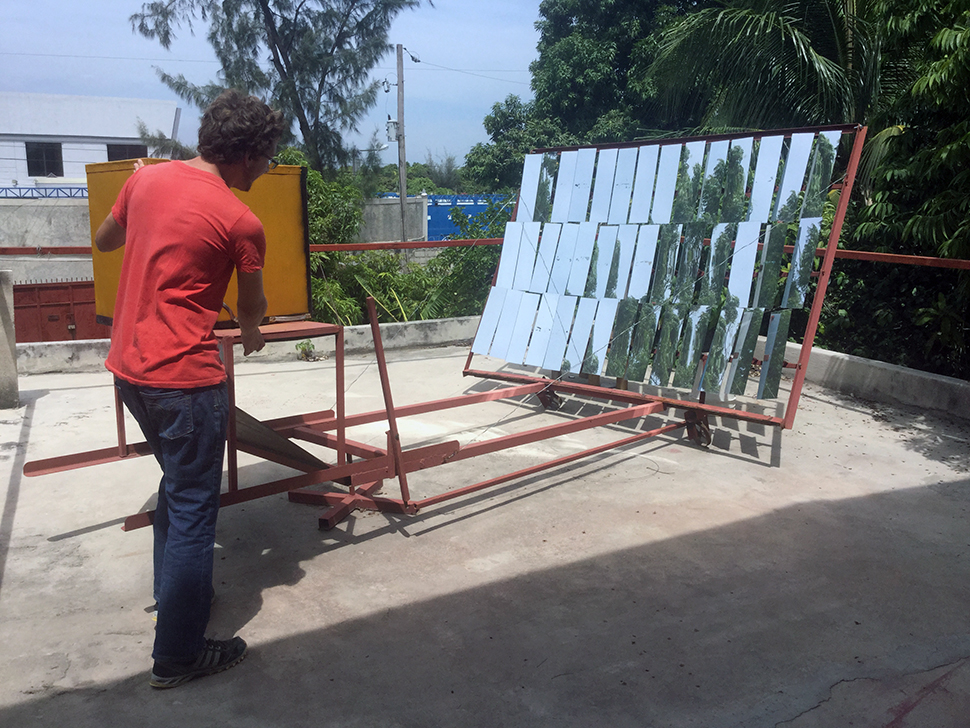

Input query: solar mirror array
[472,130,844,401]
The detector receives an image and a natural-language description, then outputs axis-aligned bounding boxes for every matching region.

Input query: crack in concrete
[775,656,970,727]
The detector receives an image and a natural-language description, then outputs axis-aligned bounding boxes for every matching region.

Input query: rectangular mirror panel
[471,286,507,355]
[722,137,754,222]
[512,221,542,291]
[702,303,743,393]
[517,153,543,222]
[801,131,841,218]
[584,297,619,375]
[648,224,682,303]
[589,148,619,222]
[773,132,816,222]
[529,222,562,293]
[672,305,712,388]
[622,303,658,381]
[524,293,559,367]
[550,150,578,222]
[727,308,765,396]
[628,225,658,299]
[699,222,735,306]
[650,304,687,387]
[567,148,597,222]
[608,147,640,224]
[566,221,598,296]
[611,224,638,298]
[753,223,787,309]
[547,223,579,295]
[728,220,763,306]
[505,292,541,363]
[671,223,708,305]
[671,141,707,223]
[698,140,730,223]
[564,297,598,374]
[541,295,578,371]
[494,222,523,289]
[747,135,785,222]
[628,145,660,223]
[487,288,525,362]
[758,309,792,399]
[604,296,640,378]
[649,144,683,224]
[590,225,618,299]
[783,217,822,308]
[534,153,560,223]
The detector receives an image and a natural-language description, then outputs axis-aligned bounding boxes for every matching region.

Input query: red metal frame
[24,125,912,533]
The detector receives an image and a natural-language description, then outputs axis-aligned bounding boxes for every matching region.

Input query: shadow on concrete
[3,478,970,727]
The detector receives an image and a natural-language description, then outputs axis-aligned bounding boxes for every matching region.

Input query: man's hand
[241,326,265,356]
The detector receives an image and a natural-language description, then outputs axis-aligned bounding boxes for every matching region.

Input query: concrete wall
[0,199,93,283]
[361,195,428,245]
[0,270,18,408]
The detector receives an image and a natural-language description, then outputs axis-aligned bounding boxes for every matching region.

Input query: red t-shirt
[105,161,266,388]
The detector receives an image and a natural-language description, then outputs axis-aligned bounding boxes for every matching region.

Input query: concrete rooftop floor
[1,344,969,727]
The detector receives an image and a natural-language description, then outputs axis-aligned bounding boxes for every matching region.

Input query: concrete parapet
[14,318,969,420]
[0,270,18,408]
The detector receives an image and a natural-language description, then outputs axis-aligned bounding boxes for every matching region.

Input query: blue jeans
[115,378,229,664]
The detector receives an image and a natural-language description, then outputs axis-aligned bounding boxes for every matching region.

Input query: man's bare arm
[95,213,126,252]
[236,269,268,356]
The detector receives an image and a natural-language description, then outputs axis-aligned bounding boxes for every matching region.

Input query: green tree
[131,0,424,172]
[463,95,577,191]
[531,0,713,139]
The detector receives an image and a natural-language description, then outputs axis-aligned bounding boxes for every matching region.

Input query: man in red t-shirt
[95,89,285,688]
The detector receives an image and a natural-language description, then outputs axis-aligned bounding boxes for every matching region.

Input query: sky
[1,0,541,165]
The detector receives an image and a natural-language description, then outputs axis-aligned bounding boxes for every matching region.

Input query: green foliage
[130,0,424,172]
[463,95,578,191]
[277,147,363,245]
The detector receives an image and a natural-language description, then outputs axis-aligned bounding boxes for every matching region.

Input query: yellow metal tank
[85,158,311,325]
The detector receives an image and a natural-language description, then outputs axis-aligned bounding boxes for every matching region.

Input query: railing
[0,186,88,199]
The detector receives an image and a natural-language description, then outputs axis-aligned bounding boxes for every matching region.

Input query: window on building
[25,142,64,177]
[107,144,149,162]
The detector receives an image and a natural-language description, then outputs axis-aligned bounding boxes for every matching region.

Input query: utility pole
[396,44,408,246]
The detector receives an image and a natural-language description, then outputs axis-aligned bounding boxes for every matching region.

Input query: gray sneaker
[149,636,247,688]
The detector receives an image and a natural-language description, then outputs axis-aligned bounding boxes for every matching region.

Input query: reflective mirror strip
[487,288,526,362]
[584,297,619,375]
[729,220,763,307]
[494,222,523,290]
[773,132,816,222]
[628,145,659,224]
[589,148,619,223]
[698,140,730,222]
[758,309,792,399]
[564,296,598,374]
[567,147,597,222]
[589,225,618,300]
[783,218,822,309]
[628,224,658,299]
[727,308,765,397]
[529,222,562,293]
[747,135,785,222]
[649,144,683,224]
[604,296,640,378]
[612,225,638,299]
[517,153,543,222]
[550,150,578,222]
[671,140,707,223]
[608,147,640,224]
[566,221,598,297]
[672,305,712,389]
[800,130,841,218]
[471,286,508,355]
[512,221,542,291]
[506,291,541,363]
[548,223,580,295]
[541,295,579,371]
[524,292,560,367]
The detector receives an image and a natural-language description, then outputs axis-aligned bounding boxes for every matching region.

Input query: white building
[0,92,180,186]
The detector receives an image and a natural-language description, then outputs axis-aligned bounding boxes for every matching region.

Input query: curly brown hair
[197,89,286,165]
